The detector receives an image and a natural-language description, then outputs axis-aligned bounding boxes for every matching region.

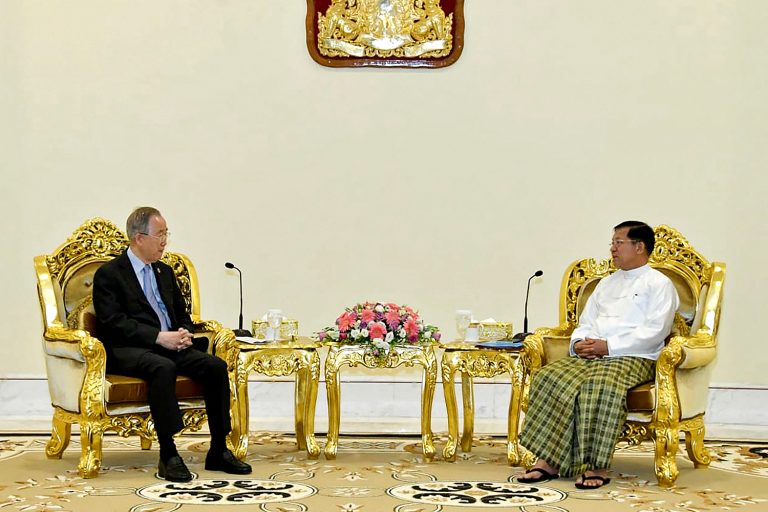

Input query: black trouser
[108,346,231,444]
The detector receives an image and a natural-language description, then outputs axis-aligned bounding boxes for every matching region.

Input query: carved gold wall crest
[307,0,464,68]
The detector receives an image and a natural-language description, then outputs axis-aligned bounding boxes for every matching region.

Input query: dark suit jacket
[93,250,193,351]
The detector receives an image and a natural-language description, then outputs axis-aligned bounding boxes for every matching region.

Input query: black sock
[159,437,179,463]
[209,437,227,456]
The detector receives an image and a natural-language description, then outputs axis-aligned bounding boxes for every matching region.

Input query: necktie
[142,265,170,331]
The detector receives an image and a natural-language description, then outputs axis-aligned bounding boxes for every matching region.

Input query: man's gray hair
[126,206,162,241]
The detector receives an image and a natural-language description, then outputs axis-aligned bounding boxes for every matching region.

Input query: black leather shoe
[205,449,252,474]
[158,455,193,482]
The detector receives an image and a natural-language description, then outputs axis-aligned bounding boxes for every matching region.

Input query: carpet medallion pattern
[387,480,567,508]
[0,434,765,511]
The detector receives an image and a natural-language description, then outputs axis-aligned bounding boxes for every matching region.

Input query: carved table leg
[324,351,341,460]
[304,351,321,459]
[230,358,250,461]
[460,372,475,453]
[294,367,307,452]
[441,354,460,462]
[420,351,437,462]
[507,361,524,466]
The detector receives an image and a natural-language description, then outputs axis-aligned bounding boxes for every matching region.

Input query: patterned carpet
[0,433,766,511]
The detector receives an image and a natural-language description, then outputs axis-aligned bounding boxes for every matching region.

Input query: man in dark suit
[93,206,251,482]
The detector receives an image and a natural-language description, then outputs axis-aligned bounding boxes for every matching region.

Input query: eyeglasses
[609,239,639,248]
[140,231,170,242]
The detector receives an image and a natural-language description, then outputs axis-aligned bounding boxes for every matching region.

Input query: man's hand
[573,337,609,359]
[156,328,194,352]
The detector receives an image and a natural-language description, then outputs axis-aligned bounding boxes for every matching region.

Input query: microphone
[511,270,544,342]
[225,262,252,337]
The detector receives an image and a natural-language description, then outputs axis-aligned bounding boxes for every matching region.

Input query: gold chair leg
[45,412,71,459]
[684,416,711,468]
[140,437,152,450]
[441,359,460,462]
[78,421,105,479]
[460,373,475,453]
[653,425,680,488]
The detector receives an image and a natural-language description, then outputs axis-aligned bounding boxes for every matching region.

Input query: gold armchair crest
[34,218,237,478]
[522,225,725,487]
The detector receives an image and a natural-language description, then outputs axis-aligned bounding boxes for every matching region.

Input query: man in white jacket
[517,221,679,489]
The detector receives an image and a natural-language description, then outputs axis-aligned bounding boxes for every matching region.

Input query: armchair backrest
[35,217,202,338]
[557,225,724,342]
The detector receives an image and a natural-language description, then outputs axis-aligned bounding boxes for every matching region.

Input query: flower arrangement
[317,302,441,356]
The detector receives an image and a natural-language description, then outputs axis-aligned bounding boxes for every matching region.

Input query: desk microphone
[511,270,544,342]
[225,262,251,337]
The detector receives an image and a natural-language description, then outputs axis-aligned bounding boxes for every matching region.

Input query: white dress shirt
[570,264,679,360]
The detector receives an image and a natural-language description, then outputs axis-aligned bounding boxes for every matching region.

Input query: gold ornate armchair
[522,225,725,487]
[34,218,237,478]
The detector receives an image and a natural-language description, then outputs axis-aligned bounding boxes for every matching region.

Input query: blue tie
[142,265,170,331]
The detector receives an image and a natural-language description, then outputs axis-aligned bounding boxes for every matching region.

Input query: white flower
[328,329,340,341]
[374,304,384,313]
[361,329,369,338]
[372,338,390,352]
[385,331,394,343]
[350,329,361,339]
[398,328,406,338]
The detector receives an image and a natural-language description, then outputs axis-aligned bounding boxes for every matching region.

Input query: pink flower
[432,331,441,341]
[337,311,357,332]
[369,321,387,340]
[404,317,420,337]
[360,309,375,323]
[384,309,401,330]
[318,331,327,341]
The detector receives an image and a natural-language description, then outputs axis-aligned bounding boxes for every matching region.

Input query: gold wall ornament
[307,0,464,68]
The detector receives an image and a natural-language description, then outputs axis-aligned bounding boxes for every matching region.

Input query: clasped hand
[156,328,193,352]
[573,337,608,359]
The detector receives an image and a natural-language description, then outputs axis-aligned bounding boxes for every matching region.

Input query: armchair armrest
[43,325,105,365]
[523,325,574,372]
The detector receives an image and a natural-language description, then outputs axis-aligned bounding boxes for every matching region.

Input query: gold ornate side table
[218,336,321,460]
[440,341,530,465]
[324,343,438,461]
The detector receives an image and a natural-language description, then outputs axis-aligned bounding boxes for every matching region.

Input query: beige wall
[3,1,766,385]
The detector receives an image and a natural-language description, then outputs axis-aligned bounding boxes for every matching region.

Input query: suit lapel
[116,252,148,305]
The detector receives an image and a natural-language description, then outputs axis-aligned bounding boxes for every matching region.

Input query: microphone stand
[225,262,252,337]
[511,270,544,342]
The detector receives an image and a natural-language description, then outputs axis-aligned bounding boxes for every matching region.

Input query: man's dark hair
[126,206,162,241]
[614,220,655,255]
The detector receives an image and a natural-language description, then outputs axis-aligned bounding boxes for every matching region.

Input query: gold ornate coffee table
[324,343,438,461]
[440,341,529,465]
[218,336,321,460]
